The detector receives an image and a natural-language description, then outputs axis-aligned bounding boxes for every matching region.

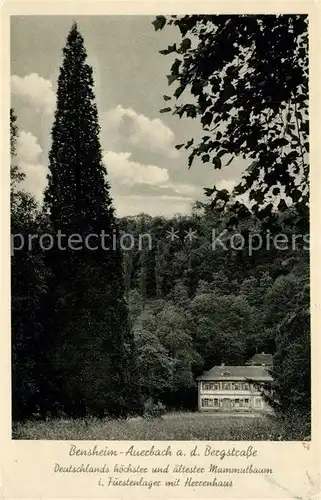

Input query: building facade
[197,363,273,413]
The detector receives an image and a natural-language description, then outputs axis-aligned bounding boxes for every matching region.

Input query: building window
[243,383,249,390]
[213,399,219,407]
[234,398,240,407]
[202,398,214,407]
[202,382,219,391]
[244,398,250,407]
[231,382,240,390]
[255,398,262,408]
[223,382,230,390]
[239,399,244,407]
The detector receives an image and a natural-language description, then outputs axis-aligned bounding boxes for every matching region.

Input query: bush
[278,410,311,441]
[143,398,167,418]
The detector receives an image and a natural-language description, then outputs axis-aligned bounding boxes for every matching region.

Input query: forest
[118,203,309,415]
[11,15,310,439]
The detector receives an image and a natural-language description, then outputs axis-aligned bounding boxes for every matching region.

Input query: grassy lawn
[12,411,296,440]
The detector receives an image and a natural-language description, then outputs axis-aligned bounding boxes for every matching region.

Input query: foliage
[118,205,309,425]
[143,399,167,419]
[153,15,309,215]
[268,258,310,417]
[10,109,24,195]
[11,109,47,421]
[42,23,143,418]
[134,326,173,399]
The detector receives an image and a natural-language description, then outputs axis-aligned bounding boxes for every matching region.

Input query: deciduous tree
[153,15,308,215]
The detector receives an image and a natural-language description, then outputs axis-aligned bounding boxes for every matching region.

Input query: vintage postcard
[1,0,320,498]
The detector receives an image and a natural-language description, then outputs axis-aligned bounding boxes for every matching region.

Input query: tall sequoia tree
[43,23,142,418]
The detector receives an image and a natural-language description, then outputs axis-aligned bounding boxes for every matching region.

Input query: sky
[11,15,248,218]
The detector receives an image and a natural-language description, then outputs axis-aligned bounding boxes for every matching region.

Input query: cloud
[102,150,197,216]
[114,194,193,218]
[16,130,48,201]
[160,183,200,197]
[216,179,237,192]
[11,73,56,114]
[102,105,179,159]
[16,130,43,163]
[19,162,48,201]
[103,150,169,186]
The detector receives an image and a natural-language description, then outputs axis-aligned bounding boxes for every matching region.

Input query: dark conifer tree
[43,23,143,418]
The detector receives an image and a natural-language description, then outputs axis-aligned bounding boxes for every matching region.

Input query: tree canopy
[153,15,309,216]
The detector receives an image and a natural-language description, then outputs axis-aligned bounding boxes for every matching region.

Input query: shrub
[143,398,167,418]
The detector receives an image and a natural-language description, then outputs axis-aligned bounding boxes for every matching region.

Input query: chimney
[221,362,225,367]
[261,352,265,355]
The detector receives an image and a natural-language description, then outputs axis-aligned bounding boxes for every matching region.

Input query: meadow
[12,412,306,441]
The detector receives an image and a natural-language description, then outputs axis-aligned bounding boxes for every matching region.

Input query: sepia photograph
[10,13,310,442]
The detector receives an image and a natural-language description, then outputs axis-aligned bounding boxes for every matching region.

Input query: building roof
[245,353,273,366]
[196,365,273,382]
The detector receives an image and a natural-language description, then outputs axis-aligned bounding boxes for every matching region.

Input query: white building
[196,360,273,413]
